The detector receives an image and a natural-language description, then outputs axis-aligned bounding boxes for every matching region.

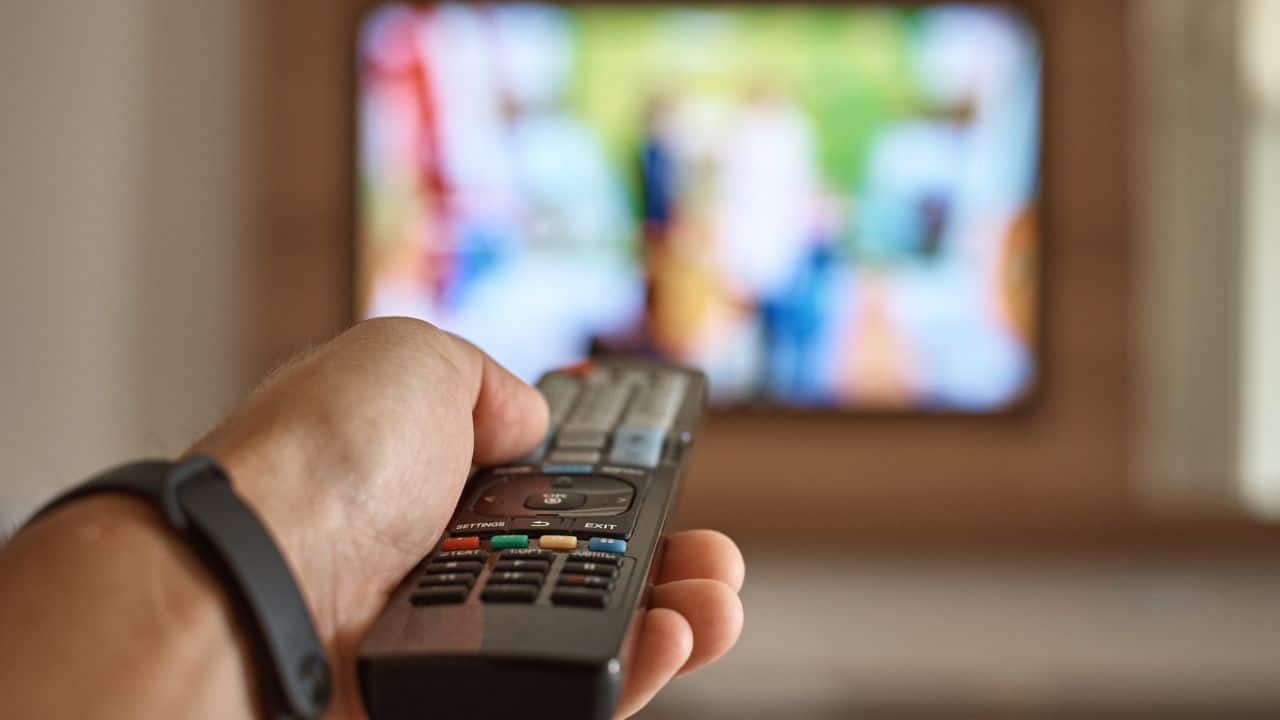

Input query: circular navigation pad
[472,474,634,518]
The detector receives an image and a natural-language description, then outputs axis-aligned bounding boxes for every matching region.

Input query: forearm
[0,496,259,719]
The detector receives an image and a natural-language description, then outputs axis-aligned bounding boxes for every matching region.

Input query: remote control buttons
[538,535,578,551]
[425,560,484,575]
[411,586,470,606]
[622,373,687,429]
[493,559,551,573]
[540,463,594,474]
[608,427,666,468]
[551,587,609,608]
[440,536,480,551]
[508,517,571,534]
[539,374,582,429]
[524,491,587,510]
[561,562,619,578]
[562,381,631,435]
[488,572,543,586]
[418,573,476,588]
[557,574,614,590]
[554,429,609,450]
[481,585,539,603]
[414,548,489,606]
[545,450,601,465]
[588,537,627,554]
[489,534,529,550]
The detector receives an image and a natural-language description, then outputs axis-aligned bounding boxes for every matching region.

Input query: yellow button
[539,535,578,551]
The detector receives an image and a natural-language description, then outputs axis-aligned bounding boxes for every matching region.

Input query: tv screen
[355,2,1042,411]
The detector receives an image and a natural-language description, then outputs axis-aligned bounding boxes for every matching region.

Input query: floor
[644,550,1280,719]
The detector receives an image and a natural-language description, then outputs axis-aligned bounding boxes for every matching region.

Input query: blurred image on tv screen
[356,3,1041,411]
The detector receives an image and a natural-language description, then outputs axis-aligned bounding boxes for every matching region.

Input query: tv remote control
[358,358,707,720]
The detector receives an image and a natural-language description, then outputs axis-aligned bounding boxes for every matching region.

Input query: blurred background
[2,0,1279,717]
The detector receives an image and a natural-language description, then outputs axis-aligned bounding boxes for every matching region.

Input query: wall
[0,1,251,529]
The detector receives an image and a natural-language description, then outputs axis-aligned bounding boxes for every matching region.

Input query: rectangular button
[434,549,487,563]
[481,585,539,603]
[440,536,481,551]
[541,463,594,474]
[619,369,652,388]
[622,374,687,429]
[489,534,529,550]
[538,375,582,429]
[588,537,628,554]
[608,427,665,468]
[487,571,544,586]
[419,573,476,588]
[557,574,614,590]
[494,559,551,573]
[561,562,619,578]
[411,586,470,605]
[552,587,608,608]
[546,450,601,465]
[561,383,632,433]
[538,535,579,552]
[554,429,609,449]
[451,519,508,536]
[568,551,623,566]
[509,517,571,534]
[499,549,554,562]
[425,560,483,575]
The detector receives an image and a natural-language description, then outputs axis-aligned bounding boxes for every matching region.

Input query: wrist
[189,410,383,642]
[3,495,259,717]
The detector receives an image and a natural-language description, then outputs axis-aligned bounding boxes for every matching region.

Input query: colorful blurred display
[356,3,1042,410]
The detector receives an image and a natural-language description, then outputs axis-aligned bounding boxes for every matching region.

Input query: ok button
[524,491,587,510]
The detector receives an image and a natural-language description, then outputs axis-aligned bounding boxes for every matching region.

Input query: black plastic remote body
[358,358,707,720]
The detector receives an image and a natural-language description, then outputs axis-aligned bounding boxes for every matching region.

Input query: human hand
[193,317,744,717]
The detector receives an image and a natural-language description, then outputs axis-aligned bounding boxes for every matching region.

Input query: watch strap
[30,455,332,719]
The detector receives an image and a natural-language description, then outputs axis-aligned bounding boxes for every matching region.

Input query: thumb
[466,348,549,465]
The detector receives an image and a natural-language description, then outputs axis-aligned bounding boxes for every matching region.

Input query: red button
[441,536,480,551]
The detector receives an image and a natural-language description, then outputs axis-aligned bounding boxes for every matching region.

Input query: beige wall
[0,1,251,529]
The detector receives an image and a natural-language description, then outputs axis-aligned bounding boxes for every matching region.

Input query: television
[355,2,1042,411]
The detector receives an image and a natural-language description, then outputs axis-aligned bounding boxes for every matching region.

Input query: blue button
[542,463,594,474]
[588,537,627,554]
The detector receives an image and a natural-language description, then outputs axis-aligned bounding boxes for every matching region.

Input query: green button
[490,534,529,550]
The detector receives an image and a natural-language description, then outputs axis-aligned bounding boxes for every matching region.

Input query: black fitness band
[29,455,332,719]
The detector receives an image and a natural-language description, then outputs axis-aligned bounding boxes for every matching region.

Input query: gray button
[547,449,601,465]
[523,375,584,463]
[538,375,582,429]
[608,426,665,467]
[555,429,610,449]
[562,383,632,433]
[618,369,651,388]
[622,373,687,431]
[583,367,612,385]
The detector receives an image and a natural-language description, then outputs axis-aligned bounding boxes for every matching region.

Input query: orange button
[538,535,578,551]
[441,536,480,551]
